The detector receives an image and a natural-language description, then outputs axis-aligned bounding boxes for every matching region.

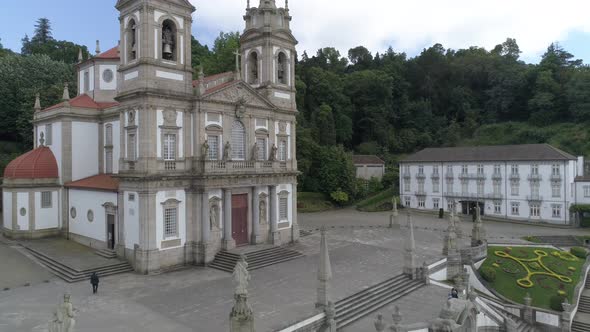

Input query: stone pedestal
[291,221,300,243]
[446,250,462,281]
[230,294,255,332]
[523,294,534,325]
[134,247,161,274]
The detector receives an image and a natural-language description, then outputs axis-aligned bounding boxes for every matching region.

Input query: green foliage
[570,247,588,259]
[21,18,89,64]
[356,188,395,212]
[570,204,590,213]
[297,192,334,213]
[549,294,567,312]
[330,191,349,206]
[367,177,383,194]
[195,32,240,76]
[480,266,497,282]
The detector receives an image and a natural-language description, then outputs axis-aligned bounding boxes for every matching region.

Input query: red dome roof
[4,146,58,179]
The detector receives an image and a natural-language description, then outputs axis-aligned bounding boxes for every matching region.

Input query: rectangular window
[493,180,501,195]
[105,125,113,146]
[530,204,540,217]
[433,166,439,175]
[461,180,468,194]
[477,180,484,195]
[477,165,484,174]
[128,193,135,202]
[511,164,519,175]
[552,204,562,218]
[418,165,424,174]
[279,197,288,220]
[585,186,590,198]
[552,182,561,198]
[405,197,411,207]
[208,135,219,160]
[105,150,113,174]
[494,165,501,174]
[446,165,453,174]
[432,179,440,193]
[447,201,453,212]
[256,138,267,160]
[511,180,519,196]
[41,191,52,208]
[405,165,411,173]
[127,133,136,160]
[494,202,501,214]
[45,124,53,146]
[531,164,539,175]
[279,140,287,161]
[418,179,425,193]
[433,198,440,209]
[552,164,560,176]
[462,165,468,174]
[418,198,425,208]
[447,179,454,193]
[164,207,178,237]
[404,178,410,192]
[531,182,540,197]
[163,134,176,160]
[511,202,519,216]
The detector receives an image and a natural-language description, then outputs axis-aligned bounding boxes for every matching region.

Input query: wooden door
[107,215,115,249]
[232,194,249,246]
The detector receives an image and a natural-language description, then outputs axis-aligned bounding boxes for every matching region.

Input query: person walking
[90,272,99,294]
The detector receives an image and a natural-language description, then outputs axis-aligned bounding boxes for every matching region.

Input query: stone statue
[251,143,259,161]
[223,141,232,161]
[210,205,219,230]
[259,200,267,224]
[233,255,250,296]
[269,144,278,161]
[202,140,209,159]
[374,314,386,332]
[50,293,76,332]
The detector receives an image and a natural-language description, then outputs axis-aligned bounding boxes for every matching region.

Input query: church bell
[163,43,173,57]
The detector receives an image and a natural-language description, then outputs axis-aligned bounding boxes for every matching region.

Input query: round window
[70,207,77,219]
[102,69,114,83]
[20,208,26,216]
[87,210,94,222]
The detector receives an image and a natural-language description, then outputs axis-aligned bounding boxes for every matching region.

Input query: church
[1,0,299,274]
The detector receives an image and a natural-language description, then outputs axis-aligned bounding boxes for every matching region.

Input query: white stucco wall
[72,122,99,181]
[275,183,293,230]
[16,192,29,231]
[69,189,117,242]
[3,192,12,230]
[104,120,121,174]
[124,191,139,250]
[36,122,63,179]
[99,65,118,91]
[155,190,186,250]
[156,109,184,159]
[575,181,590,204]
[35,191,58,230]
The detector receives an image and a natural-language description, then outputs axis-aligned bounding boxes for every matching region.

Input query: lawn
[478,246,586,310]
[356,188,396,212]
[297,192,335,213]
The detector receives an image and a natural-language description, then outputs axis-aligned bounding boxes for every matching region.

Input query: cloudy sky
[2,0,590,63]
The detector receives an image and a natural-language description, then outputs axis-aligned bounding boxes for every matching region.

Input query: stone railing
[458,173,486,180]
[527,174,543,181]
[200,160,294,174]
[550,174,562,181]
[274,312,326,332]
[569,256,590,327]
[526,195,543,202]
[444,192,503,200]
[460,242,488,264]
[492,173,502,180]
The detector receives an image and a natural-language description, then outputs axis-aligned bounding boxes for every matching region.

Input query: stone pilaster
[251,187,262,244]
[316,227,332,310]
[446,247,462,281]
[561,299,572,332]
[136,190,160,274]
[291,183,299,243]
[269,185,280,245]
[223,189,236,250]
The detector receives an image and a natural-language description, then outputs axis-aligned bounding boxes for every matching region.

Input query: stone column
[561,299,572,332]
[251,187,262,244]
[291,183,299,243]
[201,191,210,243]
[269,185,280,245]
[523,293,534,325]
[403,212,417,279]
[223,189,236,250]
[136,190,160,274]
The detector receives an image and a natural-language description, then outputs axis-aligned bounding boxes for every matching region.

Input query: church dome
[4,146,58,179]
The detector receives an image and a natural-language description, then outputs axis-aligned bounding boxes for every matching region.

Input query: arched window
[248,52,259,84]
[162,19,177,61]
[277,52,288,85]
[127,19,137,61]
[105,124,113,146]
[231,121,246,160]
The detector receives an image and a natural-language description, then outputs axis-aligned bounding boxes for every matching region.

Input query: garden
[478,246,588,311]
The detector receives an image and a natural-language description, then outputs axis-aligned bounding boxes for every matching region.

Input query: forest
[1,19,590,204]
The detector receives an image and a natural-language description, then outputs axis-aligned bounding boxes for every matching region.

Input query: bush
[367,177,384,194]
[571,247,589,259]
[481,266,496,282]
[550,294,567,312]
[330,190,349,206]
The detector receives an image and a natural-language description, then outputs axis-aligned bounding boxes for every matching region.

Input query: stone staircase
[208,246,304,273]
[572,278,590,332]
[95,248,117,259]
[24,246,133,283]
[481,298,537,332]
[534,235,581,247]
[334,274,425,329]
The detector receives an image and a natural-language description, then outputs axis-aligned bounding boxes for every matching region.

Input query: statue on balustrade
[269,144,277,161]
[223,141,232,161]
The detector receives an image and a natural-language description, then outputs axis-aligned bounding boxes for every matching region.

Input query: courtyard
[0,209,587,332]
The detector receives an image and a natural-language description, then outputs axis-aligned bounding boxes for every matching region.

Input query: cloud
[190,0,590,60]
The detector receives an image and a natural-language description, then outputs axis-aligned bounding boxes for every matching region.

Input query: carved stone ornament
[278,121,287,134]
[163,109,178,127]
[128,110,136,125]
[235,103,246,119]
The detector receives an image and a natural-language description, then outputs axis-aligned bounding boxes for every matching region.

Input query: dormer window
[162,19,177,61]
[127,19,137,62]
[277,52,287,84]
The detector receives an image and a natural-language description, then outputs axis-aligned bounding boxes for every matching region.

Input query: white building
[399,144,588,226]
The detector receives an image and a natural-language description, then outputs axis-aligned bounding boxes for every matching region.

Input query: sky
[2,0,590,64]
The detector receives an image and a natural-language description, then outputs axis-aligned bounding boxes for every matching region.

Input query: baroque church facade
[1,0,299,273]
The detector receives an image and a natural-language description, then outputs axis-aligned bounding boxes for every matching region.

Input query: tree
[348,46,373,70]
[567,68,590,122]
[199,32,240,75]
[315,104,336,146]
[32,18,54,44]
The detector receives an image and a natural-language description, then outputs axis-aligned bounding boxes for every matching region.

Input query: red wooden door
[232,194,249,246]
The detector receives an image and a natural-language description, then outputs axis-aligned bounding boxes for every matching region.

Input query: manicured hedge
[481,266,496,282]
[571,247,589,259]
[550,294,567,312]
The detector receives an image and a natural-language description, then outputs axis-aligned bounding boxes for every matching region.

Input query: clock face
[103,69,114,83]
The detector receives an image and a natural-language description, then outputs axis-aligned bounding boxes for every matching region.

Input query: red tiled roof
[41,94,119,112]
[96,47,119,60]
[352,155,385,165]
[4,146,59,179]
[65,174,119,192]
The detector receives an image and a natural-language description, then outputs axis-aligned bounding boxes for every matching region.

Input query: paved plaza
[0,209,587,332]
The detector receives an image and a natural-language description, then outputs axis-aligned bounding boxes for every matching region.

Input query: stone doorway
[232,194,249,246]
[107,214,115,249]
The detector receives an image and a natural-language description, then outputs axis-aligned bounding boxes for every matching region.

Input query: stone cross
[316,226,332,309]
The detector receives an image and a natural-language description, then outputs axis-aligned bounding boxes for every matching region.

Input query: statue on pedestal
[202,140,209,159]
[49,293,76,332]
[269,144,278,161]
[223,141,232,161]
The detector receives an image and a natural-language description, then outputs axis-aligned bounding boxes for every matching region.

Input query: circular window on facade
[19,208,26,216]
[102,69,114,83]
[70,207,77,219]
[87,210,94,222]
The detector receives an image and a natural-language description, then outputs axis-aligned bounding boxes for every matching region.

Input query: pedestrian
[90,272,99,294]
[450,287,458,299]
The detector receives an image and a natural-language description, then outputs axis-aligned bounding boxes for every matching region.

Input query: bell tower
[241,0,298,110]
[115,0,195,98]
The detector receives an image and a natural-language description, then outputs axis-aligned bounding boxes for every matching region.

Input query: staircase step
[336,275,407,308]
[95,249,117,259]
[335,279,415,316]
[208,246,304,272]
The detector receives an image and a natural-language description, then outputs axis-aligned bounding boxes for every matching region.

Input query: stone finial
[95,40,101,55]
[39,132,45,146]
[247,0,250,9]
[62,83,70,103]
[285,0,289,10]
[524,293,532,306]
[374,314,386,332]
[392,306,402,326]
[78,48,83,63]
[316,226,332,309]
[403,212,418,279]
[34,93,41,112]
[392,197,398,216]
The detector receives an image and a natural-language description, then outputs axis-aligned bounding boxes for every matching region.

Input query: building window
[433,179,440,193]
[447,179,454,193]
[279,197,289,221]
[418,180,425,193]
[477,180,484,195]
[279,140,287,161]
[404,179,410,192]
[128,193,135,202]
[584,185,590,198]
[45,124,52,146]
[208,135,219,160]
[105,150,113,174]
[511,165,519,175]
[404,165,411,174]
[462,165,468,174]
[433,198,440,209]
[494,201,501,214]
[511,202,519,216]
[447,200,454,212]
[418,198,425,208]
[405,196,411,207]
[256,137,267,160]
[163,134,176,161]
[231,121,246,160]
[418,165,424,174]
[477,164,484,174]
[433,166,439,175]
[552,204,562,218]
[552,164,560,176]
[446,165,453,174]
[511,180,519,196]
[105,124,113,146]
[530,203,540,217]
[461,180,468,194]
[552,181,561,198]
[84,71,90,93]
[493,180,501,195]
[531,182,540,197]
[164,207,178,238]
[41,191,52,208]
[531,164,539,175]
[127,133,137,160]
[162,19,177,61]
[277,52,288,84]
[494,165,501,175]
